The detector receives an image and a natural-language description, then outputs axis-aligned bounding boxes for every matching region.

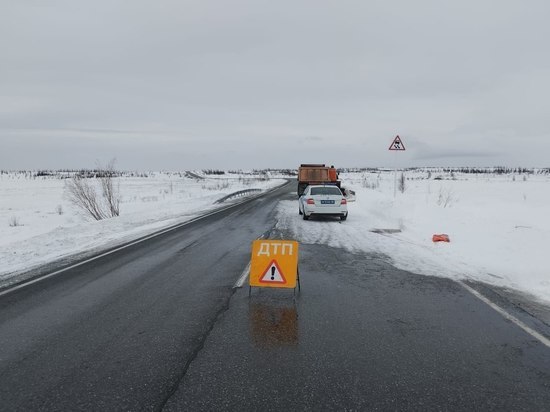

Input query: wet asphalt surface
[1,182,550,411]
[165,245,550,411]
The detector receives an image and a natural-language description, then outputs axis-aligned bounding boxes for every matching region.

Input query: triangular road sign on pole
[389,135,406,151]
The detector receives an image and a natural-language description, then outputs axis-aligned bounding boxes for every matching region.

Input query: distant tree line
[0,170,163,179]
[1,167,548,179]
[252,168,297,176]
[340,167,549,175]
[202,169,226,175]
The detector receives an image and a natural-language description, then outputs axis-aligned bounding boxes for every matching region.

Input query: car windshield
[310,187,342,196]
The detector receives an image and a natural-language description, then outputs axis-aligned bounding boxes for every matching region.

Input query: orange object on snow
[432,234,450,242]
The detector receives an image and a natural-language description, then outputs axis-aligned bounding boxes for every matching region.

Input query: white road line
[232,233,267,288]
[231,232,272,288]
[233,262,251,289]
[0,183,288,298]
[458,280,550,348]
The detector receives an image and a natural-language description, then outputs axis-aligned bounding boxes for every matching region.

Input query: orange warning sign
[250,240,298,289]
[389,135,406,151]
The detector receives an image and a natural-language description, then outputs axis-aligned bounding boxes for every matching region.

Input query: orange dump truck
[297,164,341,197]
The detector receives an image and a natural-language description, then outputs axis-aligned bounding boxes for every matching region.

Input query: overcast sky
[2,0,549,170]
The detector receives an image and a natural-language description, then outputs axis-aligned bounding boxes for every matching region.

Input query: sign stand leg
[293,267,301,300]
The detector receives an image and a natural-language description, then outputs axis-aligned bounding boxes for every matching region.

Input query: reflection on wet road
[249,299,298,349]
[165,244,550,411]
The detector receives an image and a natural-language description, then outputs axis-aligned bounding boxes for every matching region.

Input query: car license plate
[321,200,335,204]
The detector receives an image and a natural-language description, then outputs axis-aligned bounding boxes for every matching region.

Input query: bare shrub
[362,177,379,189]
[398,172,406,193]
[100,159,120,218]
[201,181,231,191]
[141,196,159,202]
[437,187,455,208]
[65,159,121,220]
[65,176,108,220]
[8,216,21,227]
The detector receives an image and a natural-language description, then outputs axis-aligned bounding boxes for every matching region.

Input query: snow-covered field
[276,169,550,305]
[0,171,285,285]
[3,168,549,305]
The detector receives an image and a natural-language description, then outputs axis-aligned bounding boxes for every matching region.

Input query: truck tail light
[306,198,315,205]
[341,198,347,205]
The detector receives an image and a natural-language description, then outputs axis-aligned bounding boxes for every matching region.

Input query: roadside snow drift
[277,170,550,304]
[0,171,284,284]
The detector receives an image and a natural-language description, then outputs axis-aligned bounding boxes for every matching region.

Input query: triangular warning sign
[259,260,287,284]
[389,135,406,151]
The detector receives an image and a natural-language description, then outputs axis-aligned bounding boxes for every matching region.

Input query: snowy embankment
[0,171,285,285]
[276,170,550,304]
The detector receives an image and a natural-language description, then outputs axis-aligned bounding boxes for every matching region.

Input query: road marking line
[458,281,550,348]
[233,262,251,289]
[0,182,289,298]
[232,234,269,289]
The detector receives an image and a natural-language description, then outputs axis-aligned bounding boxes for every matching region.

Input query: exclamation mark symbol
[271,266,275,280]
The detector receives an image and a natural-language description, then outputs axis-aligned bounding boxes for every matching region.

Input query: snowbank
[276,170,550,304]
[0,172,284,283]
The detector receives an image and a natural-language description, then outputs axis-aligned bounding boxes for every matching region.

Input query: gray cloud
[1,0,549,169]
[413,150,500,161]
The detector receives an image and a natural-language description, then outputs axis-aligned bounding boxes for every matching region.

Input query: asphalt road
[1,181,549,411]
[0,182,289,411]
[165,245,550,411]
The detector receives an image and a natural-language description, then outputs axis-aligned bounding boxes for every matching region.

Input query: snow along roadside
[0,180,288,291]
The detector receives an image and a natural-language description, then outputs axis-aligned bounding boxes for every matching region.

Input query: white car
[299,185,348,221]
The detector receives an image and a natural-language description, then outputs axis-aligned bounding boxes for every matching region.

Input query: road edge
[0,180,291,297]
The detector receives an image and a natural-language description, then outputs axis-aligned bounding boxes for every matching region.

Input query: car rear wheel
[340,214,347,221]
[303,213,309,220]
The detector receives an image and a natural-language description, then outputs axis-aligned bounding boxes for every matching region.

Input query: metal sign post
[394,151,397,198]
[388,135,406,197]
